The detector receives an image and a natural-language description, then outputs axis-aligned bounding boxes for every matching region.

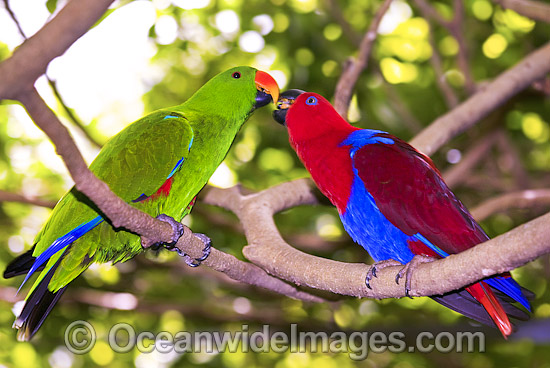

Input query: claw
[183,233,212,267]
[156,214,184,244]
[143,214,184,249]
[395,255,435,298]
[170,232,212,267]
[365,259,402,290]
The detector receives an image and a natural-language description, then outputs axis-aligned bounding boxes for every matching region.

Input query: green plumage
[8,66,270,340]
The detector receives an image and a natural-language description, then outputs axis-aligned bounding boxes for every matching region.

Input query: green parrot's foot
[365,259,402,290]
[171,232,211,267]
[395,255,435,298]
[150,214,184,248]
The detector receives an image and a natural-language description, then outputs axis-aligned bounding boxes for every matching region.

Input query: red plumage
[353,134,488,255]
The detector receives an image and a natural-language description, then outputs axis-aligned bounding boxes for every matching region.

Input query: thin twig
[47,79,104,148]
[495,131,530,189]
[426,23,460,108]
[414,0,476,94]
[333,0,393,118]
[413,0,451,27]
[493,0,550,23]
[0,0,116,100]
[1,0,26,37]
[0,189,56,208]
[471,189,550,221]
[450,0,476,94]
[442,131,501,188]
[324,0,362,46]
[376,69,423,133]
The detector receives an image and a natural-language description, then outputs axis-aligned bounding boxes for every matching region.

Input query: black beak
[254,90,273,109]
[272,89,305,125]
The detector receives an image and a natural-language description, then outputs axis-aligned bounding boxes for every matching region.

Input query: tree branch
[332,0,392,118]
[204,179,550,299]
[471,189,550,221]
[410,42,550,156]
[426,23,459,109]
[414,0,476,93]
[493,0,550,23]
[0,189,56,208]
[442,131,501,188]
[47,78,105,149]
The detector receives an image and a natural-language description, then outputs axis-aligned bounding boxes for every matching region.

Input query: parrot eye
[305,96,318,106]
[232,72,241,79]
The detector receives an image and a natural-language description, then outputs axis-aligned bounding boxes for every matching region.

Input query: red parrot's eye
[306,96,318,106]
[232,72,241,79]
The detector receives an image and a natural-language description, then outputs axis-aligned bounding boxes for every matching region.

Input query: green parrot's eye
[232,72,241,79]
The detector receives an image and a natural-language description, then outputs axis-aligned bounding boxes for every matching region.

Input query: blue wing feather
[18,215,104,292]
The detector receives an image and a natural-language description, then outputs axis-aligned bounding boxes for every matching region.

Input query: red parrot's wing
[351,133,488,256]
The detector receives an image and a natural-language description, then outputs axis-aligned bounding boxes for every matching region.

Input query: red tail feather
[466,281,513,338]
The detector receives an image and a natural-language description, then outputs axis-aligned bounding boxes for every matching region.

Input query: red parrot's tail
[466,281,512,338]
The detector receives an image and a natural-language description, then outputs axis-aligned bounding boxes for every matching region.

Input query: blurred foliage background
[1,0,550,367]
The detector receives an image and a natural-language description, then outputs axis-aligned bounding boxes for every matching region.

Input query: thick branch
[493,0,550,23]
[332,0,392,118]
[410,42,550,156]
[172,226,325,303]
[204,179,549,299]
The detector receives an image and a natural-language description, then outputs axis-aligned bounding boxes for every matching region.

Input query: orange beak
[254,70,279,106]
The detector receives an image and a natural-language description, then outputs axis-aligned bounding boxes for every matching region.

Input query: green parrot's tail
[3,246,41,278]
[13,255,67,341]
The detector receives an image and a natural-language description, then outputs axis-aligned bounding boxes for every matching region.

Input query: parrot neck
[290,126,358,212]
[182,83,256,127]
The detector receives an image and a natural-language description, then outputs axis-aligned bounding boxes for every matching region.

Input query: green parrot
[3,66,279,341]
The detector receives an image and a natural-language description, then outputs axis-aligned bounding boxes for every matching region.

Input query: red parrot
[273,90,531,337]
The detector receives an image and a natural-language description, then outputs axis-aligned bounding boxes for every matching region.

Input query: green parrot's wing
[91,110,194,202]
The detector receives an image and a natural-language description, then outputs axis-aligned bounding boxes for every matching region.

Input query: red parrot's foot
[396,255,435,298]
[365,259,402,289]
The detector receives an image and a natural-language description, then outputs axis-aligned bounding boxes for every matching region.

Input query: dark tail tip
[13,255,66,341]
[4,246,39,279]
